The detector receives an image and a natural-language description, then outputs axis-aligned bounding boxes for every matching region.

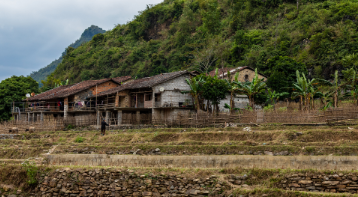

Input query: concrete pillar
[152,91,155,108]
[96,111,100,130]
[136,111,140,124]
[32,113,35,122]
[40,112,44,122]
[117,110,122,125]
[257,111,264,123]
[27,113,30,122]
[64,97,68,119]
[105,111,110,123]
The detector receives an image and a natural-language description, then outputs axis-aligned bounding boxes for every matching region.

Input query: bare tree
[191,39,219,74]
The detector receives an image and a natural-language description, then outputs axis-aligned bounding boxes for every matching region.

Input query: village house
[92,70,195,126]
[208,66,267,111]
[12,76,131,123]
[12,67,267,126]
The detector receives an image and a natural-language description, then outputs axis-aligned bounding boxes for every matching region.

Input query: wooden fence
[3,103,358,133]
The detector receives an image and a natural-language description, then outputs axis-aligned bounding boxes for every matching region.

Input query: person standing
[101,119,109,136]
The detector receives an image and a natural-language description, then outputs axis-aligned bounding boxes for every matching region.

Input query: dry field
[1,125,358,196]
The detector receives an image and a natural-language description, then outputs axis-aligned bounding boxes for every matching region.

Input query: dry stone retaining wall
[277,173,358,194]
[0,134,22,140]
[35,168,229,197]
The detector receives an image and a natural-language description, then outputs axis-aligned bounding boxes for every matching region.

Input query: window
[145,94,152,101]
[155,93,161,102]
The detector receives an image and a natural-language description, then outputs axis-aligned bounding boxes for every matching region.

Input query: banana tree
[225,72,240,114]
[184,76,204,113]
[316,90,333,110]
[351,87,358,106]
[267,89,289,110]
[291,70,318,111]
[316,70,348,108]
[234,68,266,109]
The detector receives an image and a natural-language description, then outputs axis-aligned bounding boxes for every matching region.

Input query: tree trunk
[304,95,308,111]
[213,104,217,116]
[216,103,219,116]
[195,95,200,113]
[207,100,211,114]
[334,91,338,108]
[249,95,255,110]
[230,91,234,114]
[297,0,299,13]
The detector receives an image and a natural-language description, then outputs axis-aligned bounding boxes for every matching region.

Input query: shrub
[264,104,274,112]
[21,160,38,185]
[67,124,75,130]
[75,136,84,143]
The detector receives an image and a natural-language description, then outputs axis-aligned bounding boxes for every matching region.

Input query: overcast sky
[0,0,163,82]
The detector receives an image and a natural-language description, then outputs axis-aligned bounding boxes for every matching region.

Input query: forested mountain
[47,0,358,88]
[29,25,106,84]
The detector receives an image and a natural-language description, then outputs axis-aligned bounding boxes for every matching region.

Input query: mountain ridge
[29,25,106,85]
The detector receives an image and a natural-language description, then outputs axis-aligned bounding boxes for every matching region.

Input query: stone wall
[223,67,266,82]
[277,173,358,194]
[0,134,22,140]
[35,168,228,197]
[217,95,250,112]
[152,74,192,107]
[152,108,194,123]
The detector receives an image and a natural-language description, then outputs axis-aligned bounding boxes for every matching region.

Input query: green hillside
[29,25,106,84]
[50,0,358,85]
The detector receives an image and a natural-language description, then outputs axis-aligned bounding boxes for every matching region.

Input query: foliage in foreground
[21,160,38,185]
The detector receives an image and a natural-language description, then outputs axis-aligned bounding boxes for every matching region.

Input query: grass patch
[74,136,84,143]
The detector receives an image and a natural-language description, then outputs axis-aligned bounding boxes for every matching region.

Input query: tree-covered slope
[51,0,358,85]
[29,25,106,84]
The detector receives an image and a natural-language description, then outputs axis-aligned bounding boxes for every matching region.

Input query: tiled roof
[112,76,132,84]
[27,85,70,101]
[209,67,244,77]
[27,76,131,101]
[94,70,190,97]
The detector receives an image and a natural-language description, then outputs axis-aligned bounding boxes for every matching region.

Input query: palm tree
[234,68,266,109]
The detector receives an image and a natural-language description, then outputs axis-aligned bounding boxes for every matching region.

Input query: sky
[0,0,163,82]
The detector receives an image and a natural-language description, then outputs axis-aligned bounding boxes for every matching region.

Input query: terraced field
[1,125,358,196]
